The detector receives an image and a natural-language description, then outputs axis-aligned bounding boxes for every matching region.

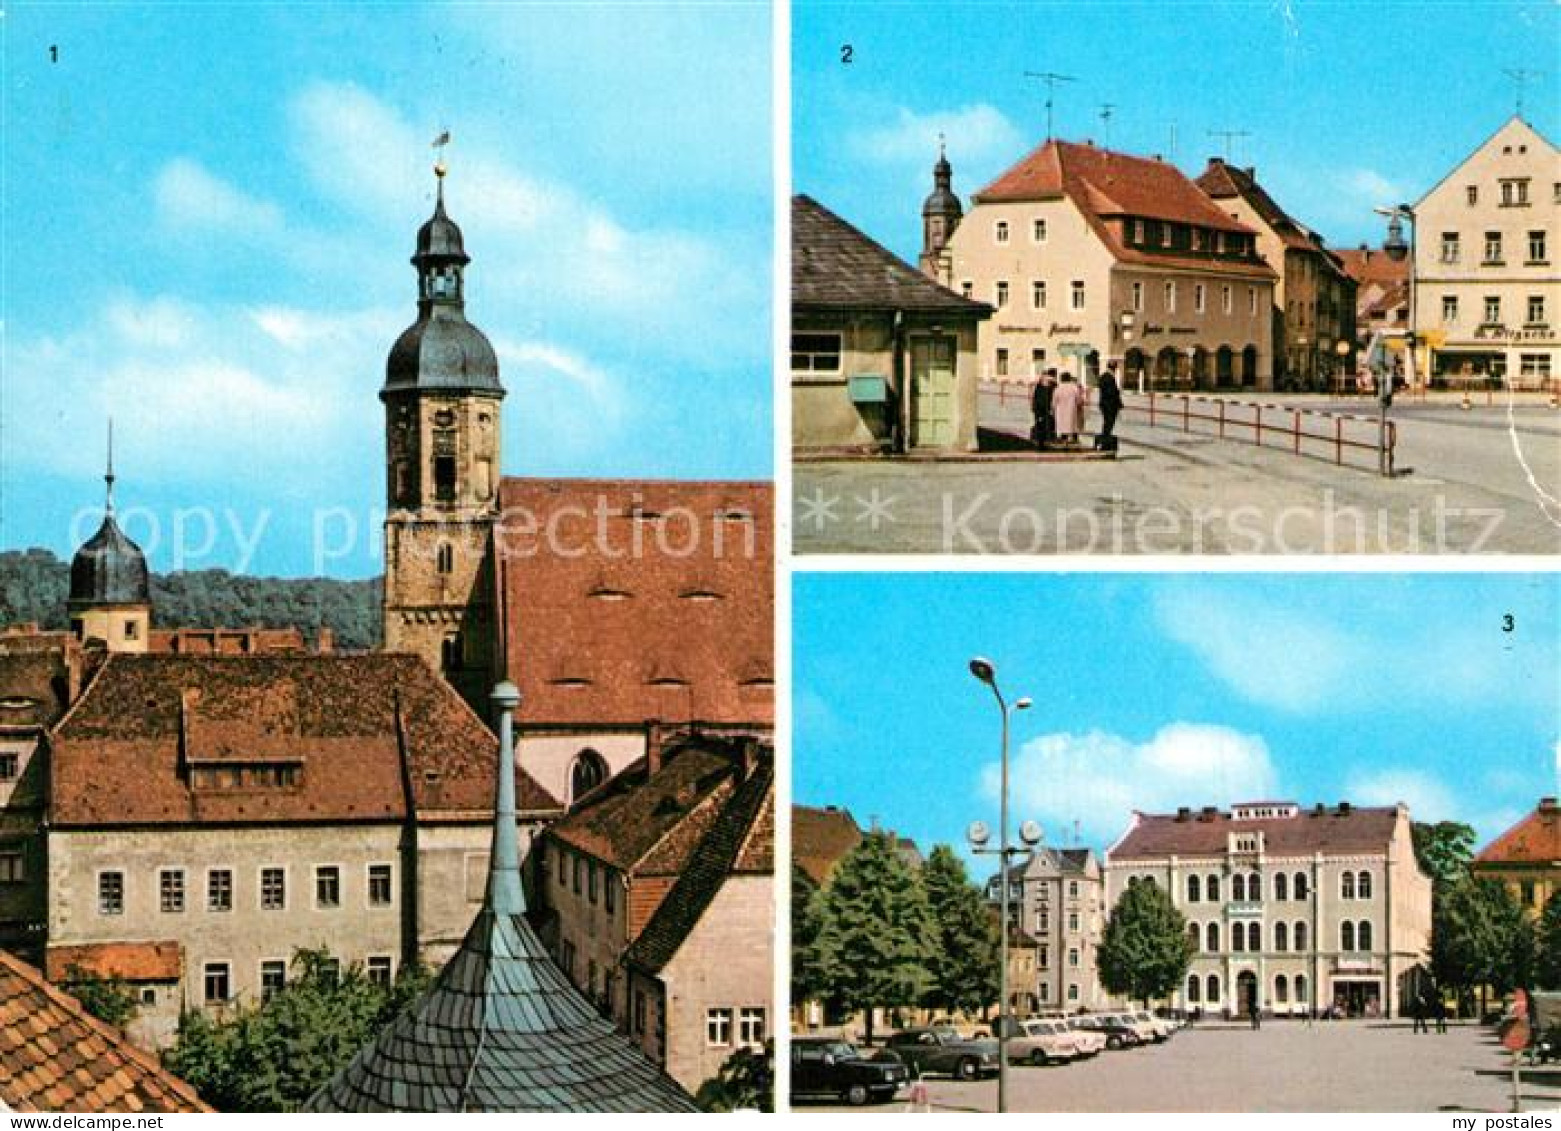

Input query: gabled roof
[306,682,698,1113]
[0,949,209,1113]
[50,653,559,827]
[792,804,863,885]
[1195,159,1331,256]
[1110,803,1404,860]
[544,737,757,874]
[496,478,772,730]
[1414,114,1559,210]
[624,753,774,974]
[974,140,1275,281]
[1337,247,1410,288]
[1475,799,1560,867]
[792,195,994,314]
[0,652,70,730]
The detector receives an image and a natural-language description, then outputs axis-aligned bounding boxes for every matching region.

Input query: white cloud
[1154,586,1355,712]
[1339,168,1408,209]
[986,723,1278,845]
[153,158,285,235]
[853,104,1024,169]
[1342,768,1456,822]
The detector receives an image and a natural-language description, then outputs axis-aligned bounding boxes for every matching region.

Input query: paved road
[794,1021,1557,1113]
[792,393,1561,555]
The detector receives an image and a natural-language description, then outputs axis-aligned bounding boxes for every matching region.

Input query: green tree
[919,845,999,1018]
[791,862,826,1008]
[61,964,139,1029]
[163,949,431,1111]
[813,830,934,1043]
[695,1045,773,1112]
[1539,890,1561,991]
[1412,821,1478,888]
[1097,879,1194,1008]
[1431,876,1530,1015]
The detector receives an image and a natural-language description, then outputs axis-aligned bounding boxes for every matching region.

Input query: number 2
[840,44,853,64]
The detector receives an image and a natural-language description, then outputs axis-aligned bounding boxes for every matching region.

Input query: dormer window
[679,588,724,602]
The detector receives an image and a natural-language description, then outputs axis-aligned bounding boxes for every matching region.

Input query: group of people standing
[1028,363,1124,451]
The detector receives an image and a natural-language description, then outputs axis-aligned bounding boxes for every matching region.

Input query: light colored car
[1110,1011,1166,1043]
[1132,1009,1176,1040]
[1006,1019,1086,1066]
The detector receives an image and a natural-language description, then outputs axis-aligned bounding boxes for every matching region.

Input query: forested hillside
[0,549,381,651]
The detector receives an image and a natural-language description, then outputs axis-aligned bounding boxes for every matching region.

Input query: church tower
[382,164,504,710]
[68,426,151,652]
[919,142,963,282]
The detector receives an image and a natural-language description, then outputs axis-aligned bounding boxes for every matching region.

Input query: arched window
[1187,974,1201,1003]
[1274,922,1288,952]
[1294,921,1308,951]
[1207,923,1220,952]
[1189,923,1202,950]
[1207,875,1221,902]
[1357,871,1373,900]
[1232,874,1246,901]
[1294,872,1309,900]
[1341,872,1356,900]
[1206,974,1221,1003]
[1358,920,1373,951]
[570,748,608,802]
[1274,872,1289,901]
[1248,922,1261,952]
[1232,924,1245,952]
[1249,873,1262,901]
[1295,974,1308,1003]
[1187,874,1201,903]
[436,543,454,575]
[1341,921,1355,951]
[1275,975,1289,1004]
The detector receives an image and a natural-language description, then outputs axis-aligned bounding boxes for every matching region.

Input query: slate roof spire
[68,422,150,608]
[304,681,700,1112]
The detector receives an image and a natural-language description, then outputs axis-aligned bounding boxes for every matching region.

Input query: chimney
[1207,156,1223,168]
[1245,166,1256,178]
[1337,801,1352,815]
[1176,806,1192,821]
[316,626,335,654]
[1540,797,1558,813]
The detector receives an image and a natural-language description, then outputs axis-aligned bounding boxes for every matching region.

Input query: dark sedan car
[879,1027,999,1080]
[791,1038,909,1106]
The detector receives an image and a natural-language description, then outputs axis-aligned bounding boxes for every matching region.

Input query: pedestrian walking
[1096,362,1124,451]
[1052,372,1084,445]
[1434,993,1448,1034]
[1030,368,1056,449]
[1412,993,1428,1034]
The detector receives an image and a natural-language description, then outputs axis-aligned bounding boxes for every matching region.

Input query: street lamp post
[1377,204,1417,472]
[967,657,1032,1114]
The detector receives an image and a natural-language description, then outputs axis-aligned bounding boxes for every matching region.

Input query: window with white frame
[1442,295,1459,323]
[1071,280,1086,310]
[208,868,233,912]
[261,867,286,910]
[1068,947,1079,967]
[995,220,1010,244]
[1164,281,1177,313]
[1032,280,1046,309]
[1032,218,1047,243]
[1484,232,1503,263]
[739,1007,766,1045]
[1485,296,1502,324]
[1222,285,1233,314]
[1500,178,1530,206]
[0,752,16,781]
[99,871,125,915]
[159,869,185,913]
[204,962,231,1004]
[1530,230,1549,263]
[369,864,394,907]
[1440,232,1460,263]
[961,280,974,299]
[994,280,1009,309]
[706,1007,734,1046]
[1030,348,1046,375]
[260,960,286,1001]
[995,348,1009,377]
[1520,354,1552,379]
[1195,283,1206,313]
[367,956,394,986]
[790,333,841,376]
[1248,287,1257,315]
[1068,983,1079,1002]
[0,850,23,884]
[315,865,341,909]
[1466,185,1478,206]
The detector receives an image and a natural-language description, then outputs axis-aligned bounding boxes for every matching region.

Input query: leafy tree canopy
[1412,821,1478,888]
[920,845,999,1017]
[1431,876,1533,1002]
[695,1045,773,1112]
[61,963,139,1029]
[1539,889,1561,992]
[1097,878,1194,1007]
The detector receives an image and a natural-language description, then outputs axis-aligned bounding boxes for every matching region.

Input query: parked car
[1131,1009,1176,1041]
[790,1038,909,1106]
[1072,1014,1141,1049]
[1007,1018,1098,1066]
[880,1027,999,1080]
[1110,1011,1167,1044]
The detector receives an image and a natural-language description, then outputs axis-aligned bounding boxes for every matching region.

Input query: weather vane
[432,129,451,178]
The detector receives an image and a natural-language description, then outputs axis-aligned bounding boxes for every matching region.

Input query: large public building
[1105,801,1432,1019]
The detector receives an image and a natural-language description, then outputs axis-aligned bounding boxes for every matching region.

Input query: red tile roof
[496,479,773,729]
[1110,803,1405,859]
[792,804,863,885]
[45,942,182,983]
[1195,159,1331,256]
[50,653,559,828]
[1337,247,1409,288]
[1475,800,1561,866]
[0,949,210,1112]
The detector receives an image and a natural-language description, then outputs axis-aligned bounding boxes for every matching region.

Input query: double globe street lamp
[965,657,1039,1114]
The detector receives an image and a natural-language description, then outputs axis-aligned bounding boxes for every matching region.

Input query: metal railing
[979,381,1396,473]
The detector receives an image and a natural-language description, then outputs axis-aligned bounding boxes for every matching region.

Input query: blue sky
[2,2,772,578]
[795,0,1559,266]
[795,573,1561,870]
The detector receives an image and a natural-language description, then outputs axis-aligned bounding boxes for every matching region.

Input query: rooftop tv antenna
[1502,68,1544,118]
[1024,71,1077,140]
[1208,128,1251,162]
[1098,103,1116,147]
